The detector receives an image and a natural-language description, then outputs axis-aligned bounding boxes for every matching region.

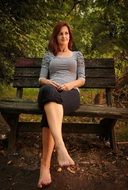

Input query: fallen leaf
[57,167,62,172]
[67,166,76,174]
[7,160,12,165]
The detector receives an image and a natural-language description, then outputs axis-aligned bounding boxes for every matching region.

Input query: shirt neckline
[56,51,74,58]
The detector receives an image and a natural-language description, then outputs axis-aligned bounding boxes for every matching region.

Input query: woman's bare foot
[57,144,75,167]
[37,165,52,188]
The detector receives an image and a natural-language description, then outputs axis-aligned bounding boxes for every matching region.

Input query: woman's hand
[58,79,85,91]
[40,78,85,91]
[49,80,60,89]
[58,82,73,91]
[40,79,73,91]
[40,78,60,89]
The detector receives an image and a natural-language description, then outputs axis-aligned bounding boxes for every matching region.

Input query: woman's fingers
[49,80,61,89]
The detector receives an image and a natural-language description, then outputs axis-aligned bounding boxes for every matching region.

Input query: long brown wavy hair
[48,21,73,55]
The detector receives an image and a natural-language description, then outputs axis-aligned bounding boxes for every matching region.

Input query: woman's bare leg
[38,127,54,188]
[44,102,74,167]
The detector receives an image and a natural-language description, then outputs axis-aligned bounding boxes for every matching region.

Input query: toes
[59,160,75,167]
[37,182,43,188]
[38,181,51,189]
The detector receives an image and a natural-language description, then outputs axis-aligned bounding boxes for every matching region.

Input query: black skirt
[38,84,80,128]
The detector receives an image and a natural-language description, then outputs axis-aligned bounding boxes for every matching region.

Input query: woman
[37,21,85,188]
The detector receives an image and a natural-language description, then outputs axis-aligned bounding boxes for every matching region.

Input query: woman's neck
[57,49,73,57]
[59,46,69,52]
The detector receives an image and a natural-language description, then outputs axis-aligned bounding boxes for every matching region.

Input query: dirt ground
[0,114,128,190]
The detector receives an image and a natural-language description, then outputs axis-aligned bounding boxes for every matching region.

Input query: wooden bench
[0,57,128,154]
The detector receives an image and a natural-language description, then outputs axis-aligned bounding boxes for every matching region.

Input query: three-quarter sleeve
[39,52,52,81]
[77,51,86,80]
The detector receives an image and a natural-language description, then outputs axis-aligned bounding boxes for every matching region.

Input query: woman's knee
[38,85,61,110]
[39,85,54,97]
[38,85,52,110]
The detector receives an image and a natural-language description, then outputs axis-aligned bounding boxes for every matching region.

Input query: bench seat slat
[0,100,128,119]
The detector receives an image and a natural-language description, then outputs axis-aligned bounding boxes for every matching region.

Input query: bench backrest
[13,57,116,105]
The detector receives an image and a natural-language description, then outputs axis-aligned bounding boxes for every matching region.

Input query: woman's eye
[58,31,69,36]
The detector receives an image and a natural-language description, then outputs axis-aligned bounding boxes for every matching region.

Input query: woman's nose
[62,34,66,38]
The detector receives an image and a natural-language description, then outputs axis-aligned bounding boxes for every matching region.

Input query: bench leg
[100,118,117,153]
[109,119,117,153]
[1,113,19,154]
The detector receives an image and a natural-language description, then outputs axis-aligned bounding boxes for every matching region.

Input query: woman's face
[57,26,70,46]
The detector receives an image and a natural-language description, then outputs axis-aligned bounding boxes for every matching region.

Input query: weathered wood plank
[13,57,116,88]
[18,122,102,134]
[85,58,114,68]
[16,57,42,67]
[13,77,115,88]
[15,58,114,68]
[13,78,40,88]
[14,68,40,77]
[86,68,115,78]
[0,100,128,119]
[14,67,115,78]
[13,74,115,88]
[84,78,115,88]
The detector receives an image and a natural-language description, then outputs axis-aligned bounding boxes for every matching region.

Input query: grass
[0,83,128,141]
[0,83,39,100]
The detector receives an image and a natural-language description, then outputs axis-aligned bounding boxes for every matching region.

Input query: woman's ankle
[38,163,52,188]
[40,158,51,170]
[55,140,66,151]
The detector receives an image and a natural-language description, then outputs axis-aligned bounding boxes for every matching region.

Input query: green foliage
[0,83,16,98]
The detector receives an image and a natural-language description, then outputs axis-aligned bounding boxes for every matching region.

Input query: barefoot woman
[37,21,85,188]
